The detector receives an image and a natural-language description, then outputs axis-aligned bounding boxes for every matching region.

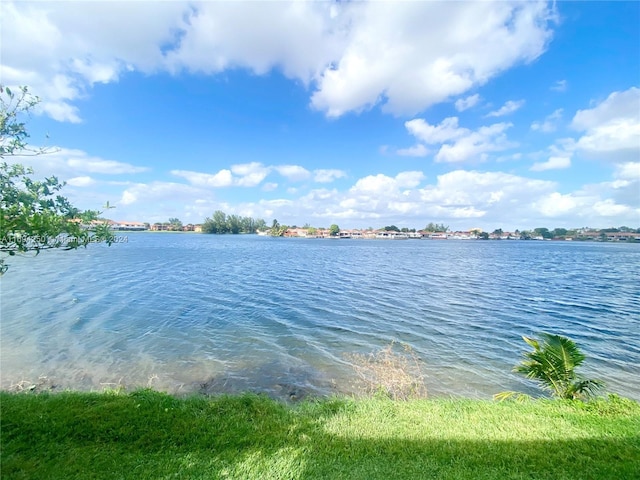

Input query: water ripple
[1,235,639,400]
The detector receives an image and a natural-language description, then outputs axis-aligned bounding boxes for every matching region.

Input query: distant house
[603,232,640,241]
[375,231,409,239]
[449,231,477,240]
[112,221,147,231]
[420,231,447,239]
[284,228,309,237]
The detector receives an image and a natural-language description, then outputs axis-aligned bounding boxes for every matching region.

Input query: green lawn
[1,390,639,479]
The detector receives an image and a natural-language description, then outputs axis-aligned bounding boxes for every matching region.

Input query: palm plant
[495,333,604,401]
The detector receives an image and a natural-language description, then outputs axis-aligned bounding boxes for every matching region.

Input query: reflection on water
[1,234,639,401]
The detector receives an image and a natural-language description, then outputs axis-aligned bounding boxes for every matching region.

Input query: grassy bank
[1,391,639,479]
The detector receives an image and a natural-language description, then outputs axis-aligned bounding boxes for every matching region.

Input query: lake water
[1,234,639,401]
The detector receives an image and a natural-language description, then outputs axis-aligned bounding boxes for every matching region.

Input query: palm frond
[506,333,604,400]
[569,378,605,400]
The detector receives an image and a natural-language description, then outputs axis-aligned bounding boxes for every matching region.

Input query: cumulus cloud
[66,176,96,187]
[1,1,186,122]
[396,144,430,157]
[455,94,481,112]
[231,162,271,187]
[163,2,343,82]
[172,162,271,188]
[9,147,148,177]
[571,87,640,161]
[614,162,640,181]
[436,123,515,163]
[274,165,311,182]
[2,0,556,121]
[551,79,567,92]
[486,99,525,118]
[311,2,555,116]
[530,156,571,171]
[171,169,234,187]
[531,108,563,133]
[401,117,516,163]
[313,169,347,183]
[119,182,206,206]
[172,163,346,188]
[89,166,640,231]
[405,117,466,144]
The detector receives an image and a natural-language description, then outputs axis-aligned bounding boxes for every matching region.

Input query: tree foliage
[268,219,288,237]
[0,85,114,274]
[496,333,604,401]
[167,218,183,230]
[0,163,114,274]
[0,86,50,158]
[424,222,449,232]
[201,210,266,234]
[329,224,340,236]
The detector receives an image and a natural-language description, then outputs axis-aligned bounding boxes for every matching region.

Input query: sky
[2,0,639,231]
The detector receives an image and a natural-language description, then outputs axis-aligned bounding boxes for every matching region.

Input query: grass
[1,391,639,479]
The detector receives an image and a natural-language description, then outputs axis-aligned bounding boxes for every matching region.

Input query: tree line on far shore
[201,211,267,234]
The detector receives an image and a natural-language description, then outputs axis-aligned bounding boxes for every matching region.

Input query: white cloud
[350,174,404,196]
[571,87,640,162]
[171,162,270,188]
[434,123,515,163]
[171,169,234,187]
[592,199,634,217]
[531,108,563,133]
[533,192,580,217]
[395,171,425,188]
[311,2,555,116]
[402,117,516,163]
[313,169,347,183]
[455,94,481,112]
[396,144,430,157]
[274,165,311,182]
[164,2,342,82]
[262,182,279,192]
[10,147,148,177]
[530,156,571,171]
[1,1,186,122]
[66,176,96,187]
[119,181,207,206]
[550,79,567,92]
[66,157,148,175]
[65,166,637,231]
[3,1,556,121]
[405,117,466,144]
[231,162,271,187]
[486,99,525,118]
[614,162,640,181]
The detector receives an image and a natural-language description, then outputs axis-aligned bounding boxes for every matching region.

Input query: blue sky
[2,1,639,230]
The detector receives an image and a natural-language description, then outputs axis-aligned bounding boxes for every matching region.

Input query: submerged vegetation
[347,342,428,400]
[1,390,638,479]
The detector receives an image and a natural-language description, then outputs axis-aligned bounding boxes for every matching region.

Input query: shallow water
[1,234,639,400]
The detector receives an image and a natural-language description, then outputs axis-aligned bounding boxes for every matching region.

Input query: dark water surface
[1,234,639,400]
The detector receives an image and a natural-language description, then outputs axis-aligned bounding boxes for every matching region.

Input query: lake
[1,234,639,401]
